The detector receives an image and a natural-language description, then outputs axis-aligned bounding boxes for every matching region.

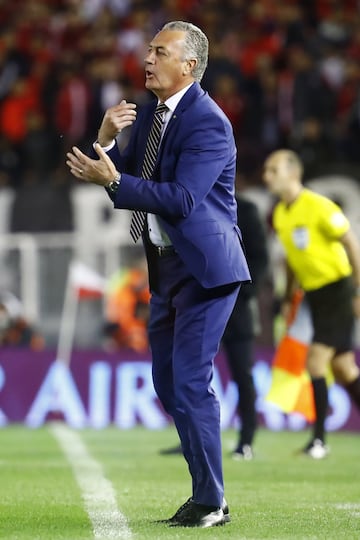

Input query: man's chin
[145,80,156,90]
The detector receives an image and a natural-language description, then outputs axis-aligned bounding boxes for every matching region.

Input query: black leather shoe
[163,497,230,525]
[155,497,192,524]
[169,500,226,528]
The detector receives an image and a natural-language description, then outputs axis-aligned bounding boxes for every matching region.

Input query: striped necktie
[130,102,168,242]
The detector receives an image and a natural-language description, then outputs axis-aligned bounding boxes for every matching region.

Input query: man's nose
[145,51,155,64]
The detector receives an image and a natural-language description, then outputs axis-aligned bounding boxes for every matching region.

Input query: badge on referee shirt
[292,226,309,249]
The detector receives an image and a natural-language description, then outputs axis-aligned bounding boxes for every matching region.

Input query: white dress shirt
[100,83,194,246]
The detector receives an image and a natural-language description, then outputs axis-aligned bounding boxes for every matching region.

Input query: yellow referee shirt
[273,188,352,291]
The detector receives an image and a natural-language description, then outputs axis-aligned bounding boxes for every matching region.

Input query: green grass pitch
[0,425,359,539]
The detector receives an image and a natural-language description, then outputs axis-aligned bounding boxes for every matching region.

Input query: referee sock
[311,377,328,442]
[344,375,360,410]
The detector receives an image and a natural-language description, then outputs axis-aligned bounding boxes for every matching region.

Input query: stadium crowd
[1,0,360,232]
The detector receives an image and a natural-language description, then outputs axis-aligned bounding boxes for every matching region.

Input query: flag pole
[56,260,79,366]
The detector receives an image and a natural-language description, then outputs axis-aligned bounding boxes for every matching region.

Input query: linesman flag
[266,290,316,422]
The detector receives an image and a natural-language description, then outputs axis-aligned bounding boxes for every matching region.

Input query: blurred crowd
[103,252,150,352]
[1,0,360,233]
[0,291,44,349]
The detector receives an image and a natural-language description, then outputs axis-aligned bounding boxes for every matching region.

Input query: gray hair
[161,21,208,82]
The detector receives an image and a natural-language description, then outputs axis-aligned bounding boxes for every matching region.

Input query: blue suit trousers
[148,251,240,507]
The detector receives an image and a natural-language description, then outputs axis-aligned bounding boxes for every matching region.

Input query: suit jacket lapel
[156,82,203,167]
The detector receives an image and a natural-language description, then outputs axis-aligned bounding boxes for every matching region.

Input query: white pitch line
[334,503,360,518]
[50,422,132,539]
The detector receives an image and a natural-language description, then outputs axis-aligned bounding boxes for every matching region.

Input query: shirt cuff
[93,140,116,152]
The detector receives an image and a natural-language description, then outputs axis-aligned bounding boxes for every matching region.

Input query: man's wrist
[106,171,121,194]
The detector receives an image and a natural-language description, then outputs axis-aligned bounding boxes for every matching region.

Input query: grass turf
[0,425,359,539]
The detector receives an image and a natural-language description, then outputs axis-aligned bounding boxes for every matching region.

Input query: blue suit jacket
[107,82,251,288]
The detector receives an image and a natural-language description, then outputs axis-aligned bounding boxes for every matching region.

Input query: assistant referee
[263,149,360,458]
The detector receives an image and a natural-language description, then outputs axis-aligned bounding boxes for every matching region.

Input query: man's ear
[183,59,197,76]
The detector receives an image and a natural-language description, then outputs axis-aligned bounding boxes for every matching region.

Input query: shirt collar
[160,82,194,114]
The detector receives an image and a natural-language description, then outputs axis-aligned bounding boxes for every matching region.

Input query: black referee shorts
[305,276,355,353]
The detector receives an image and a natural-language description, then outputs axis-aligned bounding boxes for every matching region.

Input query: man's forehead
[150,29,186,48]
[265,155,279,168]
[267,152,287,168]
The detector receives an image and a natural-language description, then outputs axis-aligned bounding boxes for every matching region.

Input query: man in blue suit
[66,21,251,528]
